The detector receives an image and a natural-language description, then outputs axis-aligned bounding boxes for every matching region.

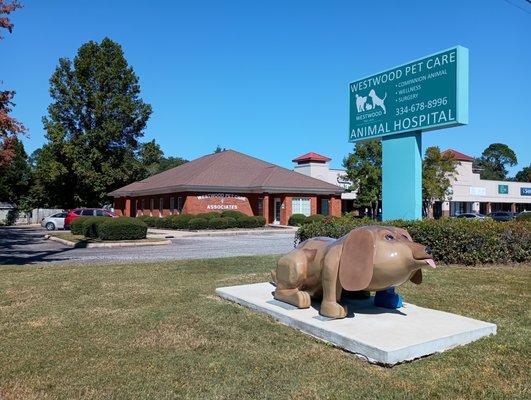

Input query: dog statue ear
[302,248,317,263]
[338,228,375,291]
[391,227,413,241]
[410,269,422,284]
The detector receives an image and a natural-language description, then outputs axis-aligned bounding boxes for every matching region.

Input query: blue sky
[2,0,530,175]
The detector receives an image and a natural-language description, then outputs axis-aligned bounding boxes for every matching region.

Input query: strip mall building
[110,150,344,225]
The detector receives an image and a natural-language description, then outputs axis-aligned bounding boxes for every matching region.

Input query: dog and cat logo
[355,89,387,114]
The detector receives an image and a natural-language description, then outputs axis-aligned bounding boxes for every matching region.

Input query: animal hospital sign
[349,46,468,142]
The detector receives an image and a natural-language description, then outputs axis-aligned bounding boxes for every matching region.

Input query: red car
[64,208,116,229]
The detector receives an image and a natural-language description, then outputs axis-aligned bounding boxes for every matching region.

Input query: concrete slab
[216,282,497,366]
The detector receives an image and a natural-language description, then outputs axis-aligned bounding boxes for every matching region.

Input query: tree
[0,1,26,168]
[138,139,188,178]
[422,146,459,218]
[473,143,517,181]
[514,165,531,182]
[0,137,31,203]
[214,145,227,153]
[342,140,382,218]
[38,38,152,208]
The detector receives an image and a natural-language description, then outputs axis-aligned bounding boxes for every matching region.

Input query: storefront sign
[194,193,252,213]
[498,185,509,194]
[521,187,531,196]
[349,46,468,142]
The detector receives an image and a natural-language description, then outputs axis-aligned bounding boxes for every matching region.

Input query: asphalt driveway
[0,226,296,266]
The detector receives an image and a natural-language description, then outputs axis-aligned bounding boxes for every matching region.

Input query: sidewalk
[147,225,298,238]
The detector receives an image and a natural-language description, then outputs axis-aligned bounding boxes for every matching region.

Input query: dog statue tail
[383,93,387,100]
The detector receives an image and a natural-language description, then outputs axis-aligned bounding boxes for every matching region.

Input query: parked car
[515,210,530,220]
[41,212,67,231]
[487,211,514,222]
[64,208,116,229]
[455,213,486,220]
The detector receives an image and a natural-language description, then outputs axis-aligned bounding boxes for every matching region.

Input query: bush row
[71,216,147,240]
[287,213,327,226]
[137,211,266,230]
[295,216,531,265]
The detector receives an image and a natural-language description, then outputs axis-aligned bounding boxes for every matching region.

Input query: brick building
[109,150,344,225]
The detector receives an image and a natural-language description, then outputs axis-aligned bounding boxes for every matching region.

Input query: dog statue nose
[425,246,433,255]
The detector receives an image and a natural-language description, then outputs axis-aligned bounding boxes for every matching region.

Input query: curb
[45,234,171,248]
[147,227,298,238]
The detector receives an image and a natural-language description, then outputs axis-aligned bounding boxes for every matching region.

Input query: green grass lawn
[0,257,529,399]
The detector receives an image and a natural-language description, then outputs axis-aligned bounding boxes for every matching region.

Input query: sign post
[349,46,469,220]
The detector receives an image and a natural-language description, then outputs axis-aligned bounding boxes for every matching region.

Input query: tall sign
[348,46,469,220]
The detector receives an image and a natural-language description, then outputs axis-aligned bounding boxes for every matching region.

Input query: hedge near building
[70,216,147,241]
[137,211,266,230]
[295,217,531,265]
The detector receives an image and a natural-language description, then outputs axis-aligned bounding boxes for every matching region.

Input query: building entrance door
[273,198,281,224]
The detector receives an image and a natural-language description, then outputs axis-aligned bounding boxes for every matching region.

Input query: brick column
[486,202,491,214]
[281,196,292,225]
[511,203,516,213]
[330,196,342,217]
[311,197,318,215]
[262,195,270,224]
[124,198,131,217]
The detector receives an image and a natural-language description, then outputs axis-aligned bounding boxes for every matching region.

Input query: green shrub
[224,217,239,229]
[71,216,91,235]
[196,212,222,220]
[209,218,229,229]
[221,210,247,220]
[288,213,307,226]
[81,217,108,238]
[137,215,158,227]
[168,214,193,229]
[303,214,326,225]
[188,218,209,230]
[254,216,266,227]
[295,217,531,265]
[98,217,147,240]
[237,216,261,228]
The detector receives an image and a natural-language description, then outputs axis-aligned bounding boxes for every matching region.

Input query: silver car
[41,212,67,231]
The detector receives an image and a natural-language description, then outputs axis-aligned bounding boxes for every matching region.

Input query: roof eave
[109,184,344,197]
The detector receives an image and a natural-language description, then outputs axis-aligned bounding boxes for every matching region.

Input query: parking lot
[0,226,295,265]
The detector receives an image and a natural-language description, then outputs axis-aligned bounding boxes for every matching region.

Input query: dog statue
[368,89,387,114]
[271,226,435,319]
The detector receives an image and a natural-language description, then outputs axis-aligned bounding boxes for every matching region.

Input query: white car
[41,212,67,231]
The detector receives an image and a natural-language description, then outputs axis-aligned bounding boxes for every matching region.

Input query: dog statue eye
[385,234,394,241]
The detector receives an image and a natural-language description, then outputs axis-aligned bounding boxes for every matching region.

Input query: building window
[135,200,140,216]
[257,198,264,216]
[141,199,145,214]
[170,197,175,214]
[159,198,164,217]
[150,198,154,216]
[292,198,311,216]
[321,199,329,215]
[177,197,183,213]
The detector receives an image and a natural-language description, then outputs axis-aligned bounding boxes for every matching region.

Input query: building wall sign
[521,187,531,196]
[498,184,509,195]
[194,193,252,212]
[349,46,468,142]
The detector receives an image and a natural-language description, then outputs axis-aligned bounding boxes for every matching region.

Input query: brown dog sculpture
[271,226,436,319]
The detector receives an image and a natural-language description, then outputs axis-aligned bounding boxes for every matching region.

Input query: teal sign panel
[349,46,468,142]
[498,184,508,194]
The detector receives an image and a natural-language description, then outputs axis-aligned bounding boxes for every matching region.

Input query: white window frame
[170,197,175,214]
[292,197,311,217]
